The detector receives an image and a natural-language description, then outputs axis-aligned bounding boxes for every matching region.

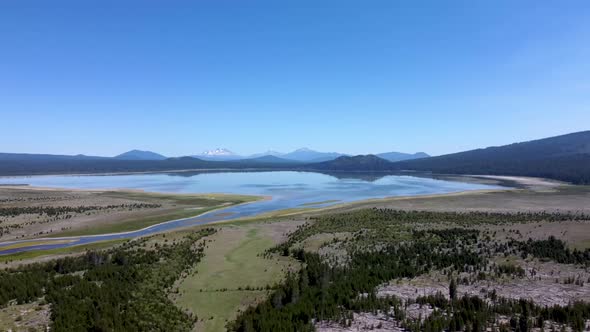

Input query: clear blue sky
[1,1,589,157]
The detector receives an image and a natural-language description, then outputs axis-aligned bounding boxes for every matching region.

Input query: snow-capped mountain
[194,148,243,161]
[201,148,236,156]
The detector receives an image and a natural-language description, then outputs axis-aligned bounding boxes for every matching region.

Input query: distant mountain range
[280,148,345,162]
[1,131,588,184]
[187,147,426,163]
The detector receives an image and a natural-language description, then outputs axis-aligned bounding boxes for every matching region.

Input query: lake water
[0,171,503,254]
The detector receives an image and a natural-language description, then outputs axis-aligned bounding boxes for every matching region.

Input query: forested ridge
[392,131,590,184]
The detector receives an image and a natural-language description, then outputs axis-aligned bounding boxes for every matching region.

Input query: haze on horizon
[1,1,589,157]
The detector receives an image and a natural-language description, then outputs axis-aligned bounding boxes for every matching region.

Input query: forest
[231,209,590,331]
[2,209,590,331]
[0,228,215,331]
[392,131,590,184]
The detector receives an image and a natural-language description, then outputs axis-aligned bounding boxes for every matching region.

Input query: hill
[392,131,590,184]
[377,151,430,162]
[306,155,394,171]
[0,155,297,176]
[0,152,106,161]
[114,150,167,160]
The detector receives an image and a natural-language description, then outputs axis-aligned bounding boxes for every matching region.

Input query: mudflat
[311,182,590,215]
[0,186,258,241]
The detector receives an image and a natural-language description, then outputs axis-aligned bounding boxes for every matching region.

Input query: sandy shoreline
[0,184,271,200]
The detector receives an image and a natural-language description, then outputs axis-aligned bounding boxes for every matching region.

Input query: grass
[0,301,49,331]
[0,239,127,263]
[175,225,296,332]
[99,191,261,205]
[299,199,340,206]
[297,232,351,252]
[190,290,270,332]
[53,206,222,237]
[49,193,261,237]
[0,239,76,250]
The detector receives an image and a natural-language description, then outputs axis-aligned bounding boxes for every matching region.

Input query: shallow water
[0,171,502,254]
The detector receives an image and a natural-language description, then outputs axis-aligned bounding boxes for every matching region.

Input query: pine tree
[449,278,457,300]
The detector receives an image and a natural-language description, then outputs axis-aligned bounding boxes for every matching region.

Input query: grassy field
[48,192,261,237]
[0,239,76,250]
[174,223,300,332]
[0,239,127,264]
[52,205,224,237]
[0,301,49,331]
[0,186,261,241]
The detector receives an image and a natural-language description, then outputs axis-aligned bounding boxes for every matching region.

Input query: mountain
[240,155,299,164]
[0,152,106,161]
[283,148,345,162]
[392,131,590,184]
[201,148,236,157]
[377,151,430,162]
[195,148,243,161]
[307,155,394,171]
[114,150,167,160]
[2,131,589,183]
[248,150,285,158]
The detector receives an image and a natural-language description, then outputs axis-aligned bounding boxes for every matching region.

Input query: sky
[1,1,589,157]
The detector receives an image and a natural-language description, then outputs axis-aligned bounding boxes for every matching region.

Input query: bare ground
[0,301,50,331]
[378,257,590,307]
[0,186,253,241]
[311,185,590,215]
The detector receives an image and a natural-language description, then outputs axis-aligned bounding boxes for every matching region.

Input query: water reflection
[0,171,503,254]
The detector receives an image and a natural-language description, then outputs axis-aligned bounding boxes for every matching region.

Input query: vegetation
[4,208,590,331]
[513,236,590,265]
[393,130,590,184]
[175,226,295,332]
[0,203,161,218]
[0,228,216,331]
[0,239,127,263]
[231,209,590,331]
[51,205,224,237]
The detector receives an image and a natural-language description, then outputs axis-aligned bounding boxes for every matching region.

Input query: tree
[449,278,457,300]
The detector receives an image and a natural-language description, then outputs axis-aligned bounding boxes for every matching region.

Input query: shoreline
[0,198,259,247]
[210,188,514,225]
[0,186,509,251]
[0,174,563,253]
[0,184,271,200]
[0,168,310,179]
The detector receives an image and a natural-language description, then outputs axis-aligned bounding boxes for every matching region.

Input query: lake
[0,171,503,254]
